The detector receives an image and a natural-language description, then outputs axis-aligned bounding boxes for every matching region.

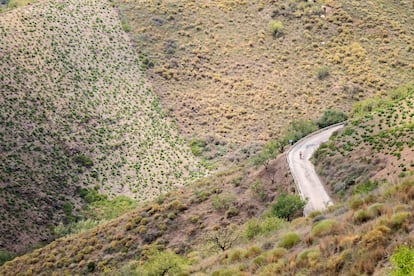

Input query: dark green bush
[0,250,16,266]
[271,193,306,220]
[285,120,318,143]
[74,154,94,168]
[317,110,348,128]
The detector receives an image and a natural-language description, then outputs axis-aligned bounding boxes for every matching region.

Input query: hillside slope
[314,85,414,198]
[117,0,414,156]
[0,154,294,275]
[0,0,204,252]
[1,90,413,274]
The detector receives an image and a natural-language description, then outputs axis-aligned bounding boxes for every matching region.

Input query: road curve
[287,123,345,216]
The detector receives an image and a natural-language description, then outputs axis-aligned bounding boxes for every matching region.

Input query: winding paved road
[287,123,345,216]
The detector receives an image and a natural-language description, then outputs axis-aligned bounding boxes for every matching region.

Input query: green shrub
[250,181,267,201]
[317,110,348,128]
[311,219,337,237]
[266,248,287,262]
[225,207,239,218]
[285,120,318,143]
[251,255,266,270]
[245,219,262,240]
[352,210,372,224]
[54,219,100,237]
[228,249,243,263]
[252,140,281,170]
[268,20,283,37]
[244,217,286,240]
[212,193,235,210]
[390,212,410,230]
[257,260,286,275]
[140,250,188,275]
[74,154,94,168]
[271,193,306,220]
[243,245,262,259]
[277,232,301,249]
[390,245,414,276]
[296,249,320,265]
[352,180,379,195]
[316,66,330,80]
[367,203,385,217]
[0,250,16,266]
[260,217,286,233]
[189,138,207,156]
[387,84,413,101]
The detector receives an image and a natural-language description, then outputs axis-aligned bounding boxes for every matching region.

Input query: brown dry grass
[0,153,294,275]
[117,0,414,156]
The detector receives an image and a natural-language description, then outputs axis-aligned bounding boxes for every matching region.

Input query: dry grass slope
[0,0,204,252]
[0,154,294,275]
[117,0,414,155]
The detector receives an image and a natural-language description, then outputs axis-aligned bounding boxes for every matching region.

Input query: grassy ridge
[0,0,204,252]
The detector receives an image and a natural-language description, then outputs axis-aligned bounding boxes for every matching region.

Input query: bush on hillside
[252,139,282,170]
[212,193,236,210]
[390,245,414,276]
[316,66,330,80]
[285,120,318,143]
[268,20,283,37]
[0,250,16,266]
[271,193,306,220]
[278,232,301,249]
[317,110,348,128]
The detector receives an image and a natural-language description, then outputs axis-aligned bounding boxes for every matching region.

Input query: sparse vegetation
[0,0,205,253]
[1,0,414,275]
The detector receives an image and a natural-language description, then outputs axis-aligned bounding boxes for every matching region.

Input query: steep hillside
[2,86,413,274]
[116,0,414,157]
[314,84,414,198]
[0,0,204,252]
[0,154,294,275]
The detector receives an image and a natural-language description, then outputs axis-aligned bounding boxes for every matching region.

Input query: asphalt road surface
[287,124,345,216]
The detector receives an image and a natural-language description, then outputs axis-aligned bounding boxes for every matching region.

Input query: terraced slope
[117,0,414,155]
[0,0,204,252]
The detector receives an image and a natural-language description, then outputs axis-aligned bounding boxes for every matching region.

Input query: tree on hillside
[253,139,283,170]
[205,226,239,252]
[271,193,306,220]
[140,250,188,276]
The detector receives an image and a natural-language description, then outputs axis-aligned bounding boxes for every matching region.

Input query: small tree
[141,250,188,276]
[285,119,318,143]
[205,226,239,252]
[271,193,306,220]
[268,20,283,37]
[253,140,280,170]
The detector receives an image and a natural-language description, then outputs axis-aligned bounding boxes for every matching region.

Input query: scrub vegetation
[0,0,204,252]
[1,0,414,274]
